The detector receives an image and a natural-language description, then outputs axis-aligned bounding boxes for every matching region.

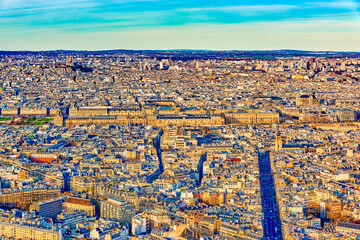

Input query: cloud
[179,4,299,15]
[0,0,89,9]
[308,0,359,11]
[0,0,163,11]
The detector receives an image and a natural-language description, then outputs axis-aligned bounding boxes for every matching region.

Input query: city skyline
[1,40,360,239]
[2,1,360,239]
[0,0,360,51]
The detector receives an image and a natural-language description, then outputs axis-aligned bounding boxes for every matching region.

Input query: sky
[0,0,360,51]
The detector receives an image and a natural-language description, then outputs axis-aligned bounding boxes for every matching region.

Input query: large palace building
[54,102,279,128]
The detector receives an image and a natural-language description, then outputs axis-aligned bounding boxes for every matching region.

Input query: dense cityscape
[0,50,359,240]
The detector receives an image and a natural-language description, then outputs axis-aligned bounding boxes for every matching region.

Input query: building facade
[100,198,136,224]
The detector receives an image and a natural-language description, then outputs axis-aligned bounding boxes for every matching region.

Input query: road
[196,153,207,186]
[258,150,283,240]
[153,129,164,174]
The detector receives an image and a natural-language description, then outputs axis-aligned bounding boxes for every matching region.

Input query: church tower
[275,130,283,152]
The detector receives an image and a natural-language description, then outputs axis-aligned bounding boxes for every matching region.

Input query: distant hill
[0,49,359,60]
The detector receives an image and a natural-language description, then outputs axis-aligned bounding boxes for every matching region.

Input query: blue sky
[0,0,359,51]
